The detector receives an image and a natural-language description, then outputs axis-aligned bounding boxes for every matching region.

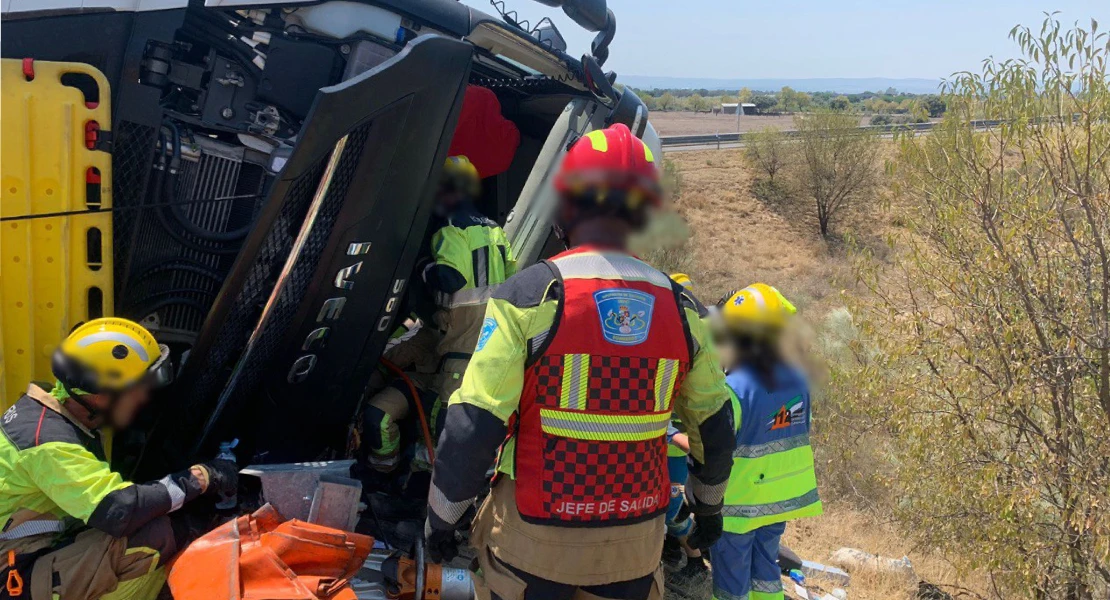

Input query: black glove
[198,459,239,497]
[686,511,724,550]
[424,518,461,564]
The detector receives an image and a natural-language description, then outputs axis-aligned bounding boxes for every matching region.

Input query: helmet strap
[61,383,111,429]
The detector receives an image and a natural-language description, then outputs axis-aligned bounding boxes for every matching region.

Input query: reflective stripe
[473,246,489,288]
[742,285,768,309]
[0,519,64,540]
[690,475,727,506]
[585,130,608,152]
[654,358,679,411]
[752,579,783,593]
[540,408,670,442]
[713,587,749,600]
[428,482,474,526]
[552,253,672,289]
[560,354,589,410]
[722,488,821,519]
[734,433,810,459]
[75,331,150,361]
[157,475,187,512]
[643,144,654,163]
[436,284,497,308]
[367,454,400,467]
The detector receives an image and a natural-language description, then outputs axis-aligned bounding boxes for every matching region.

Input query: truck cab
[0,0,661,477]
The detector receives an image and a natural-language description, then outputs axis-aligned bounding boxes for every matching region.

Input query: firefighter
[660,272,724,587]
[713,285,822,600]
[360,313,440,476]
[424,124,736,600]
[661,273,695,569]
[417,155,515,453]
[0,318,238,600]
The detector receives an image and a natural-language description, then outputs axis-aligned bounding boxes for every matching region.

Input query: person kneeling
[0,319,237,600]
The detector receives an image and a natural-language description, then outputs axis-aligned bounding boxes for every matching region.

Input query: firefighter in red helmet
[425,124,736,599]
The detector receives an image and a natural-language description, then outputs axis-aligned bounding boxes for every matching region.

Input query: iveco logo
[286,241,405,384]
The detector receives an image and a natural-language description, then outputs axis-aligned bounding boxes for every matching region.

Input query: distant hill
[619,75,942,95]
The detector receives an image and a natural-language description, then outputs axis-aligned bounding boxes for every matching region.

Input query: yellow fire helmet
[670,273,693,291]
[442,155,481,197]
[721,283,798,335]
[52,318,173,395]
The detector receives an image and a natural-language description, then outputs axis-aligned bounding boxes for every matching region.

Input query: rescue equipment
[0,59,114,409]
[446,85,521,179]
[168,504,374,600]
[513,247,691,526]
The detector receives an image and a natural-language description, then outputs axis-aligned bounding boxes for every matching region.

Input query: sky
[458,0,1110,80]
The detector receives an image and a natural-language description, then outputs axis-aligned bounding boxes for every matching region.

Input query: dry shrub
[836,17,1110,598]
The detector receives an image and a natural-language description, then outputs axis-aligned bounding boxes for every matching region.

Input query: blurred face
[434,185,465,217]
[105,383,153,429]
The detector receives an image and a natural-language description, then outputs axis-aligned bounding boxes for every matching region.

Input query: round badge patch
[594,289,655,345]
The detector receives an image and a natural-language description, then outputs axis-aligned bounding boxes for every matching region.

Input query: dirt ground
[657,149,987,600]
[650,112,870,137]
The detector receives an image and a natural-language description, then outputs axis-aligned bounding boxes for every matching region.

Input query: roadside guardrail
[659,119,1003,148]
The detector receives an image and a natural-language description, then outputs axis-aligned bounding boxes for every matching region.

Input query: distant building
[721,102,757,115]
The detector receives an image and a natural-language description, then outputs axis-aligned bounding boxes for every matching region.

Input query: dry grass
[784,506,991,600]
[663,149,850,312]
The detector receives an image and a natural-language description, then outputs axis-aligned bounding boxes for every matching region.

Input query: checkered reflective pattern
[587,355,656,412]
[541,436,669,523]
[532,354,564,408]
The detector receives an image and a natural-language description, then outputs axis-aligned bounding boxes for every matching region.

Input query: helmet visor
[145,344,174,389]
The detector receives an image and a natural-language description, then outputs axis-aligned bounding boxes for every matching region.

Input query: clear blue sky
[459,0,1109,79]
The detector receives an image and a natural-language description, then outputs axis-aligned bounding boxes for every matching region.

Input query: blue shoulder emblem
[475,317,498,352]
[594,289,655,345]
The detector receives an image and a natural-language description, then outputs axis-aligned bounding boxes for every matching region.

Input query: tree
[745,127,789,183]
[829,95,851,111]
[793,110,879,236]
[635,90,657,110]
[921,94,946,117]
[778,86,800,112]
[752,94,777,113]
[796,91,813,111]
[688,93,708,113]
[737,87,753,103]
[657,92,678,111]
[842,16,1110,598]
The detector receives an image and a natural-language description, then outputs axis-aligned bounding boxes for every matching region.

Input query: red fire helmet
[554,123,662,208]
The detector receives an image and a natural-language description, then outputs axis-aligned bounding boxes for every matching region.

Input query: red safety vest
[513,247,692,526]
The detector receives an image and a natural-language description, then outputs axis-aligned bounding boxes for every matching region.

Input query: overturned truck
[0,0,661,482]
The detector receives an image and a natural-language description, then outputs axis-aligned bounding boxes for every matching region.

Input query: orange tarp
[167,504,374,600]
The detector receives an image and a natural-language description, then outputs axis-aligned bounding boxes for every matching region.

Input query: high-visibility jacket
[0,383,203,543]
[722,364,822,534]
[511,247,693,526]
[425,205,516,309]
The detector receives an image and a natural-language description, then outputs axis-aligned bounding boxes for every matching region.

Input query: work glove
[424,518,462,564]
[686,511,724,550]
[197,459,239,497]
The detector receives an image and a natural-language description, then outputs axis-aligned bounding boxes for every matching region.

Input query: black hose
[169,183,254,242]
[156,120,252,251]
[180,21,263,80]
[154,156,242,255]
